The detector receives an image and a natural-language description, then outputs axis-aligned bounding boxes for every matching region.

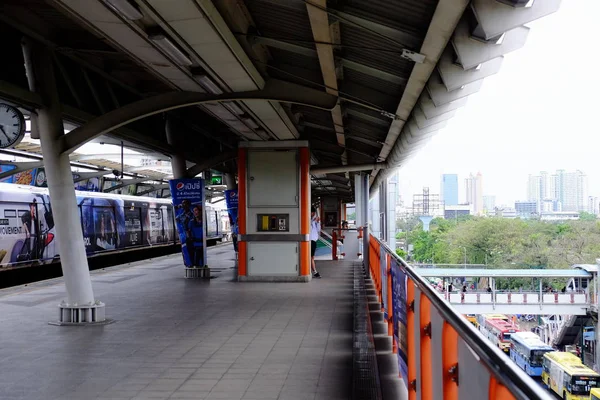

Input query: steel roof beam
[256,0,421,50]
[306,0,347,168]
[58,79,338,155]
[137,183,169,197]
[104,177,152,193]
[344,108,389,127]
[251,36,407,86]
[370,0,471,194]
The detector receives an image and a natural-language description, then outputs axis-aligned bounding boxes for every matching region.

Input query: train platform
[0,244,353,400]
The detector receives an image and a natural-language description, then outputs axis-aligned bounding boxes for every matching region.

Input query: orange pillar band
[299,147,310,277]
[237,148,247,277]
[407,279,416,400]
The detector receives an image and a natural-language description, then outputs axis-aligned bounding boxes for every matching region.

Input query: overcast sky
[396,1,599,207]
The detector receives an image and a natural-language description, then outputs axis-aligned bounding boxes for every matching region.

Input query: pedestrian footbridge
[415,268,594,315]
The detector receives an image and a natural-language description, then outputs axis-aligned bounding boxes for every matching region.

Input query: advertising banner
[381,246,388,318]
[224,189,238,225]
[169,179,206,267]
[391,258,409,385]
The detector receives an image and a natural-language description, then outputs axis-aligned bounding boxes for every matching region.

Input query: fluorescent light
[222,101,244,115]
[242,118,259,129]
[149,33,193,67]
[193,75,223,95]
[105,0,143,20]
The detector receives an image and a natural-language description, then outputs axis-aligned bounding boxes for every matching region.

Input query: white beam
[306,0,347,166]
[373,0,470,184]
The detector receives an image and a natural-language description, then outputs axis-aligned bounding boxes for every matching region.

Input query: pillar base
[49,301,109,326]
[238,275,311,282]
[185,267,211,279]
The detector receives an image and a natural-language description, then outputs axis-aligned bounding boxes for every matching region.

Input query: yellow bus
[464,314,477,328]
[591,388,600,400]
[541,351,600,400]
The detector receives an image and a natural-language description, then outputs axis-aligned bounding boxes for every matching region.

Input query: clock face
[0,104,26,149]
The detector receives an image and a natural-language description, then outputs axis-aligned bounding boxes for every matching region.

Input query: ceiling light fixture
[105,0,143,20]
[193,74,223,95]
[242,117,259,129]
[149,32,193,67]
[222,101,244,115]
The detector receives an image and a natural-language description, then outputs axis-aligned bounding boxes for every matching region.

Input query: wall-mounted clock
[0,103,26,149]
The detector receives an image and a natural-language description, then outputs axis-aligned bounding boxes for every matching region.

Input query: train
[0,182,230,269]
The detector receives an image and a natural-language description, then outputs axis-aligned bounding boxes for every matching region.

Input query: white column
[354,174,363,227]
[165,118,187,179]
[387,175,397,251]
[30,44,95,306]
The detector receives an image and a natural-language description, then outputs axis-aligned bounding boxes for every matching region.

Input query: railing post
[407,278,417,400]
[332,230,338,261]
[387,254,395,353]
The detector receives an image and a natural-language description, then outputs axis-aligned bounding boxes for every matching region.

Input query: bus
[464,314,477,328]
[591,387,600,400]
[480,317,518,353]
[542,351,600,400]
[476,313,509,329]
[509,331,554,377]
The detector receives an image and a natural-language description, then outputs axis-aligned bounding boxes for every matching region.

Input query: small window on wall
[4,210,16,218]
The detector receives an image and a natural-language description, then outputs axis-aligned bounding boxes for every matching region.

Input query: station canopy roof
[0,0,560,201]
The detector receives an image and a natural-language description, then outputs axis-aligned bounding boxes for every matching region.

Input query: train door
[123,202,143,247]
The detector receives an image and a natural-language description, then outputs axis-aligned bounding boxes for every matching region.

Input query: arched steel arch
[59,79,338,155]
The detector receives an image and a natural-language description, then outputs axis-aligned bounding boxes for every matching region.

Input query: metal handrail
[372,236,553,400]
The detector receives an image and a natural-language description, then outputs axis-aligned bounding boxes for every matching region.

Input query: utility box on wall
[237,141,311,281]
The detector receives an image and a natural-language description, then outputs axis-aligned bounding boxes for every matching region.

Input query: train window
[4,210,16,218]
[17,210,27,217]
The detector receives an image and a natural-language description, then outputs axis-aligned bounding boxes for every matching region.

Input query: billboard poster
[224,189,238,225]
[391,258,408,385]
[169,179,206,267]
[381,246,388,318]
[0,164,16,183]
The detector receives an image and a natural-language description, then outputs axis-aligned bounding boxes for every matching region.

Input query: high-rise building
[483,195,496,214]
[515,201,538,218]
[440,174,458,206]
[527,170,588,212]
[465,172,483,215]
[588,196,599,215]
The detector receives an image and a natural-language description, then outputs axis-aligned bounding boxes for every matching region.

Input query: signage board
[169,178,206,267]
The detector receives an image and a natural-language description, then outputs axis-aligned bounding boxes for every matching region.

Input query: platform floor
[0,244,354,400]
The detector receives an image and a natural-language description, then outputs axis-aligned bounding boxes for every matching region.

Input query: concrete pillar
[387,174,397,252]
[362,173,370,269]
[355,174,364,227]
[370,189,380,240]
[26,41,102,322]
[165,118,187,179]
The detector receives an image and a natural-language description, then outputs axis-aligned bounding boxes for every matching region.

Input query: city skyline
[396,1,600,206]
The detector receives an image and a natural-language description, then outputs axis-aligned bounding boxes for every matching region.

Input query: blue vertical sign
[391,259,408,386]
[169,179,206,267]
[224,189,238,225]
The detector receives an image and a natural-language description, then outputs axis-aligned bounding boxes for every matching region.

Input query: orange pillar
[442,323,459,400]
[237,148,247,277]
[299,147,310,277]
[407,279,416,400]
[419,294,432,399]
[387,254,395,353]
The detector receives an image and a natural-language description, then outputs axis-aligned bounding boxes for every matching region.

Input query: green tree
[579,211,596,221]
[396,248,407,258]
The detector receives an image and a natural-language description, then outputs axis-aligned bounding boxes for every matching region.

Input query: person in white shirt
[310,207,321,278]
